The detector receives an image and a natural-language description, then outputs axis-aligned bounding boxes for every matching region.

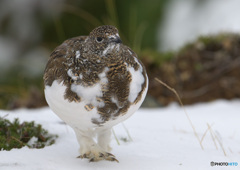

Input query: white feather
[67,69,78,81]
[128,66,145,103]
[44,81,101,129]
[75,51,80,59]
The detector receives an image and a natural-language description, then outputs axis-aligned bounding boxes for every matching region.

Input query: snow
[159,0,240,51]
[0,100,240,170]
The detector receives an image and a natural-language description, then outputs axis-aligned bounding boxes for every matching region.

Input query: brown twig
[11,136,27,147]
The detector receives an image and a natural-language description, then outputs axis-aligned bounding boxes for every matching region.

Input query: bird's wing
[43,36,88,102]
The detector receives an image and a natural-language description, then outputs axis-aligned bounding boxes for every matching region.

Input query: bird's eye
[96,37,103,42]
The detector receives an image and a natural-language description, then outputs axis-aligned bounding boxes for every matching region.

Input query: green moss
[141,49,175,66]
[0,117,58,151]
[179,33,238,54]
[194,63,203,71]
[0,68,46,109]
[197,34,228,45]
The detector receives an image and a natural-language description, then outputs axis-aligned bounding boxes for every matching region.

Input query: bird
[43,25,148,162]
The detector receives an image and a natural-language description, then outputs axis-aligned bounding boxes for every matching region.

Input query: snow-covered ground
[0,100,239,170]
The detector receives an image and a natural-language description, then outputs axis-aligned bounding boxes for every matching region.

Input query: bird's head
[86,25,122,54]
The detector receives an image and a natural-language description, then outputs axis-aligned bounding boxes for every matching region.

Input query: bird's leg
[97,128,112,152]
[73,128,95,157]
[96,128,118,162]
[73,128,118,162]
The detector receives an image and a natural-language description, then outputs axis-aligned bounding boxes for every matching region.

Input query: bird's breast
[45,45,148,128]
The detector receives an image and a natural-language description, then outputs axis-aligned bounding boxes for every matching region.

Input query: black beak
[109,36,122,44]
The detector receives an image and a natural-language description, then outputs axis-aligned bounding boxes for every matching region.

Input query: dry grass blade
[112,128,120,145]
[53,16,65,42]
[200,123,214,145]
[155,78,204,150]
[105,0,119,27]
[207,123,218,150]
[228,147,233,153]
[212,130,227,156]
[214,134,227,156]
[3,114,9,118]
[11,136,27,147]
[122,123,133,142]
[62,4,102,27]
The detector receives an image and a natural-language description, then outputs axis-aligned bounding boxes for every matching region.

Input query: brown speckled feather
[43,25,148,162]
[44,25,147,124]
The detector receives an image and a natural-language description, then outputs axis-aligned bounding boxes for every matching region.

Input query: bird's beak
[109,35,122,44]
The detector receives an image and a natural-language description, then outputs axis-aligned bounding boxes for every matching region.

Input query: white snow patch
[27,136,38,146]
[1,100,240,169]
[159,0,240,51]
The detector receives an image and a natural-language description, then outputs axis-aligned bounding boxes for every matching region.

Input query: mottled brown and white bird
[43,25,148,162]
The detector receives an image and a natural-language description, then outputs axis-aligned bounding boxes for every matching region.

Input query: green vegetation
[0,0,170,109]
[180,33,237,53]
[141,49,175,66]
[0,117,57,151]
[46,0,168,52]
[1,0,239,109]
[0,68,46,109]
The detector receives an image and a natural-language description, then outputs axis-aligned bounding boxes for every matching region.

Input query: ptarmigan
[43,25,148,162]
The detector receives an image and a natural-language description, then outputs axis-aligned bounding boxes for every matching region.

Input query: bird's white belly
[44,78,148,130]
[44,80,100,129]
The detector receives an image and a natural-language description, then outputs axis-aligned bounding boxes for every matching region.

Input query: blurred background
[0,0,240,109]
